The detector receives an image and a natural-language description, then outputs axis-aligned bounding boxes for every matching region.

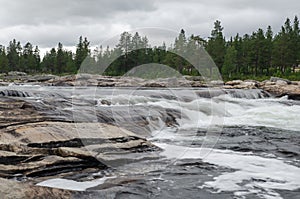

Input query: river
[1,85,300,199]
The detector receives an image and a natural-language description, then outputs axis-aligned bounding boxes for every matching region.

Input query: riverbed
[1,85,300,199]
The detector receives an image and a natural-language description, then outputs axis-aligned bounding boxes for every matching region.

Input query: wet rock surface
[207,126,299,162]
[0,94,164,198]
[0,177,72,199]
[0,121,159,180]
[0,86,299,198]
[224,78,300,100]
[261,82,300,100]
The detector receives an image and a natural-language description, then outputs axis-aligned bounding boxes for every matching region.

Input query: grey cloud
[0,0,156,27]
[0,0,299,49]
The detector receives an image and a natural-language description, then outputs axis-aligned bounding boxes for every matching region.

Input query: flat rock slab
[0,177,72,199]
[262,84,300,99]
[3,122,139,144]
[0,97,47,128]
[0,96,161,194]
[0,121,160,198]
[0,121,159,182]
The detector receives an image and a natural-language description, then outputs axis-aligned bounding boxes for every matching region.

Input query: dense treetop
[0,16,299,80]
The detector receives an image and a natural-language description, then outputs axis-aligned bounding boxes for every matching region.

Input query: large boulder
[276,80,288,86]
[270,77,291,84]
[29,75,57,82]
[143,81,166,87]
[210,80,224,86]
[7,71,27,76]
[223,80,258,89]
[183,75,204,81]
[261,83,300,99]
[225,80,243,86]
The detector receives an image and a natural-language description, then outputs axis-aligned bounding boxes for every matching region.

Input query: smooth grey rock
[0,178,72,199]
[276,80,288,86]
[225,80,243,86]
[270,77,291,84]
[8,71,27,76]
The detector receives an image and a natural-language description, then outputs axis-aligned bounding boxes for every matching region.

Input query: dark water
[1,85,300,199]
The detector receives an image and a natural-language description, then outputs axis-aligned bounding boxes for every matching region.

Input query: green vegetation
[0,16,300,80]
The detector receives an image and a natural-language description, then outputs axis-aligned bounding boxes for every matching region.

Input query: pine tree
[75,36,90,71]
[206,20,226,74]
[292,16,300,71]
[185,34,201,75]
[140,36,150,64]
[7,39,22,71]
[273,18,294,73]
[65,51,75,74]
[21,42,37,73]
[56,42,65,74]
[131,32,142,66]
[173,29,187,73]
[117,32,132,73]
[42,48,57,73]
[0,45,9,72]
[265,26,273,75]
[247,29,267,76]
[256,28,267,75]
[233,34,243,74]
[284,18,294,71]
[222,45,237,78]
[240,34,252,74]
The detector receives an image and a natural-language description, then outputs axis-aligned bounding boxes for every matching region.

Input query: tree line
[0,15,299,80]
[0,36,90,75]
[220,16,300,80]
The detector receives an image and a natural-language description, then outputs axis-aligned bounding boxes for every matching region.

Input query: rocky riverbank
[224,77,300,100]
[0,95,163,198]
[1,72,300,100]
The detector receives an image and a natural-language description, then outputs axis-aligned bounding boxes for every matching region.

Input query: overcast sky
[0,0,299,54]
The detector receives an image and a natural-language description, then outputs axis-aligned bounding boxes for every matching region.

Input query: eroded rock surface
[224,78,300,100]
[261,82,300,100]
[0,95,161,198]
[0,121,159,179]
[0,178,72,199]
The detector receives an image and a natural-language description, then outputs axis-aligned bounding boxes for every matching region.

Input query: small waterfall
[0,89,32,97]
[0,89,66,99]
[225,89,271,99]
[195,89,271,99]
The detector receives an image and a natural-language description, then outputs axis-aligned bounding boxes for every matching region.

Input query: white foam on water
[148,94,300,132]
[213,95,300,131]
[156,143,300,199]
[147,98,225,130]
[92,88,300,132]
[36,176,116,191]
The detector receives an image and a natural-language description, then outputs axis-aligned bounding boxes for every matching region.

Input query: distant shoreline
[1,72,300,100]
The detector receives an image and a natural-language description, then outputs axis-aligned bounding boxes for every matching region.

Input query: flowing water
[1,85,300,199]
